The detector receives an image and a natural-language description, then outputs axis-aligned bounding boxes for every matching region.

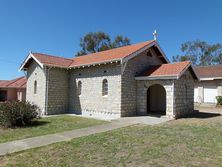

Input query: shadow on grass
[183,110,221,119]
[0,120,50,130]
[27,120,50,127]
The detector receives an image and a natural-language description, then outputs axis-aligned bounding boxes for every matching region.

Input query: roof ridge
[195,64,222,68]
[171,61,190,64]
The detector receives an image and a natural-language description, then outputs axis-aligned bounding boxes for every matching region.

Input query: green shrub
[216,96,222,105]
[0,101,40,128]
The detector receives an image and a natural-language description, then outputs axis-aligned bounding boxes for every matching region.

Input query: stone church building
[20,40,198,119]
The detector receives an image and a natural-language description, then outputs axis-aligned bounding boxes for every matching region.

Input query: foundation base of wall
[72,109,121,120]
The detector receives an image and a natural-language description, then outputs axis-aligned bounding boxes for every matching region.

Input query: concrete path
[0,116,172,156]
[117,116,173,125]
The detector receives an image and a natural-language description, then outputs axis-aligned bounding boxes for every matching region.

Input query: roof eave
[154,42,170,63]
[176,63,199,81]
[190,64,199,81]
[199,77,222,81]
[19,53,44,71]
[68,59,121,69]
[135,75,178,80]
[122,41,169,64]
[0,87,26,89]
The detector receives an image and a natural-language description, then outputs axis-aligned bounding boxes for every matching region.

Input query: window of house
[0,91,7,102]
[102,79,108,96]
[34,81,37,94]
[78,81,82,95]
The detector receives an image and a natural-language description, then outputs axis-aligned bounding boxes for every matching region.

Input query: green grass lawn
[0,115,106,143]
[1,113,222,167]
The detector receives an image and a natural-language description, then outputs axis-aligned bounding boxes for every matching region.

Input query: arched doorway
[147,84,166,115]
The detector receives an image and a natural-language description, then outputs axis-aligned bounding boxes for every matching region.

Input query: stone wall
[47,68,69,114]
[121,49,163,116]
[136,80,174,117]
[174,70,195,118]
[26,62,46,114]
[69,63,122,119]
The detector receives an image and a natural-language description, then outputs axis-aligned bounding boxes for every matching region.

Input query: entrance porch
[136,80,175,118]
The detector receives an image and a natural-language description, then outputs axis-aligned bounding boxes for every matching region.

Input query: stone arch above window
[77,81,82,95]
[34,80,37,94]
[102,79,108,96]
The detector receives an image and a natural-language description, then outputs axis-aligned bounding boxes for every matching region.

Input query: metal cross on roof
[153,30,157,41]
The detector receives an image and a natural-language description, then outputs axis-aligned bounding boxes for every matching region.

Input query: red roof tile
[69,40,155,67]
[32,53,73,68]
[194,64,222,78]
[139,61,192,78]
[0,77,26,88]
[27,40,155,69]
[0,80,11,87]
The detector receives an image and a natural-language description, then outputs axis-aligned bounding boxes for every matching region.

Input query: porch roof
[135,61,198,80]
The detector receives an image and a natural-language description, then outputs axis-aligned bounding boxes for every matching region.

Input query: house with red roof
[19,40,198,119]
[0,77,26,102]
[194,65,222,104]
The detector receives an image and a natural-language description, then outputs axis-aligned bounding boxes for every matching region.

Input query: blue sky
[0,0,221,80]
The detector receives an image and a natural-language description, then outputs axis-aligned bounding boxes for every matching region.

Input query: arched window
[102,79,108,96]
[34,81,37,94]
[77,81,82,95]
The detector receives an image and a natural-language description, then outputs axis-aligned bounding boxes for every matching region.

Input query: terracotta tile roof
[0,77,26,88]
[138,61,192,78]
[27,40,155,69]
[69,40,155,67]
[32,53,73,68]
[194,64,222,79]
[0,80,11,87]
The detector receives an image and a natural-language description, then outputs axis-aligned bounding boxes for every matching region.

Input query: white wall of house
[194,80,222,104]
[17,89,26,101]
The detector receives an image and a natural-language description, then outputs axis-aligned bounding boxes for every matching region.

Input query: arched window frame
[102,79,108,96]
[77,81,82,96]
[34,80,37,94]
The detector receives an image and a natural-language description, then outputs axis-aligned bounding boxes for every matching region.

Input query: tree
[76,32,130,56]
[112,35,130,48]
[172,40,222,66]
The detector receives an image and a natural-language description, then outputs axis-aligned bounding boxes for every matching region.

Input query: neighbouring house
[19,40,198,119]
[194,65,222,105]
[0,77,27,102]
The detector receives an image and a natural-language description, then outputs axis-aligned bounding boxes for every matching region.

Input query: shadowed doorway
[147,84,166,116]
